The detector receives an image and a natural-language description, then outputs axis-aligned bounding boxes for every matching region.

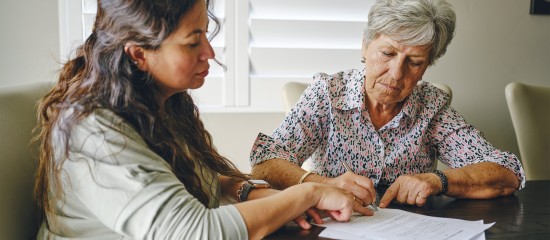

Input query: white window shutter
[247,0,373,110]
[59,0,375,112]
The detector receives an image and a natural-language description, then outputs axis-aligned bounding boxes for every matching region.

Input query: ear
[361,42,368,63]
[124,43,149,71]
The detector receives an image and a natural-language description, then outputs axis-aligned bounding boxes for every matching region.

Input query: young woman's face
[144,0,214,99]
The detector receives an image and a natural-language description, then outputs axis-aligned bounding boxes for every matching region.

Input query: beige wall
[1,0,549,173]
[0,0,60,87]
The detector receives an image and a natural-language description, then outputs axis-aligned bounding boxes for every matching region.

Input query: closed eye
[410,60,421,66]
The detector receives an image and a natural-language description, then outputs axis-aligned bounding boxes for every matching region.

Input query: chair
[430,82,453,104]
[282,82,310,113]
[505,82,550,180]
[0,81,53,240]
[281,81,452,171]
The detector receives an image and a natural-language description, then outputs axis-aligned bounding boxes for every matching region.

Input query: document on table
[317,208,494,240]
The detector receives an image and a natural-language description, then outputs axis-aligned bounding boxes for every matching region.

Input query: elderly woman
[250,0,525,208]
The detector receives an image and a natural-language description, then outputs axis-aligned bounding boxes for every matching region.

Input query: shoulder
[59,108,173,184]
[66,108,162,165]
[404,82,451,118]
[415,82,451,107]
[71,108,142,142]
[311,69,364,110]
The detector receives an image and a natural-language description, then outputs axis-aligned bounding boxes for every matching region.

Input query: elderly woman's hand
[324,172,377,208]
[378,173,442,207]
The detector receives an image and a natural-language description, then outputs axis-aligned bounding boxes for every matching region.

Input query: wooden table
[265,180,550,240]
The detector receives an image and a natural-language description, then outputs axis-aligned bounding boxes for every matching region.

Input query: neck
[365,94,403,130]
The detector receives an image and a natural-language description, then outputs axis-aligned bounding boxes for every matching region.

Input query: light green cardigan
[39,109,247,239]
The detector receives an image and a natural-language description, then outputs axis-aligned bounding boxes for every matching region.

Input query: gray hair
[364,0,456,65]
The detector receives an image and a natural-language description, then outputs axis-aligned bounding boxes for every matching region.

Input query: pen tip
[371,204,378,211]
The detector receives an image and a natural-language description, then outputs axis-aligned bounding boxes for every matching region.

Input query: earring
[133,61,138,65]
[361,57,366,63]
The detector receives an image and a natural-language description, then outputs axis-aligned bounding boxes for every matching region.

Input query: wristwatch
[237,179,270,202]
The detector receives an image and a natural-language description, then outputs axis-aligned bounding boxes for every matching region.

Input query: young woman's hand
[314,183,374,221]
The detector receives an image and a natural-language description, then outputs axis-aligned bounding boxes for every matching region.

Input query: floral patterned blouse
[249,68,525,188]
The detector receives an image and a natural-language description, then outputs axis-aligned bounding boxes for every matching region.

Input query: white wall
[1,0,549,173]
[0,0,60,86]
[201,112,284,172]
[425,0,550,167]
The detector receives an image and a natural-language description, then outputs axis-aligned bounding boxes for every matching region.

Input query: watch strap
[432,170,448,196]
[237,181,254,202]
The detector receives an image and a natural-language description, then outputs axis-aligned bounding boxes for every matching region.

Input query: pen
[340,160,379,211]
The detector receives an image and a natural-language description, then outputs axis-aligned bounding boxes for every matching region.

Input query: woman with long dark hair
[34,0,371,239]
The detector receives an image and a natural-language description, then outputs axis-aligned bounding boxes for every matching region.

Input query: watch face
[248,179,270,188]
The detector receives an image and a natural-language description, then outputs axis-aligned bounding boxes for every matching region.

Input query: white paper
[317,208,494,240]
[319,228,487,240]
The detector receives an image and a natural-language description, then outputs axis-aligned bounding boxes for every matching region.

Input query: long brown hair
[34,0,246,228]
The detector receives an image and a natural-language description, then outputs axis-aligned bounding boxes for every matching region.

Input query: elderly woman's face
[362,34,430,106]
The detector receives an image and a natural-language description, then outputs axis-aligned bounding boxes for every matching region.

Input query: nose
[388,58,405,81]
[200,37,215,61]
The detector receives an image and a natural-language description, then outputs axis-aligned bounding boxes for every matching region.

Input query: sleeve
[63,111,248,239]
[249,76,331,166]
[428,105,526,189]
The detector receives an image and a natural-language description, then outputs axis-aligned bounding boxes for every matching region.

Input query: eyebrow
[408,53,429,58]
[186,29,203,38]
[382,43,429,58]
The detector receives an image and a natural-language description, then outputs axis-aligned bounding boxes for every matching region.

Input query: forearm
[234,183,320,240]
[251,159,329,189]
[444,162,520,199]
[220,174,281,202]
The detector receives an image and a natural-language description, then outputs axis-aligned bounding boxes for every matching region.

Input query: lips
[197,69,209,78]
[379,82,402,90]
